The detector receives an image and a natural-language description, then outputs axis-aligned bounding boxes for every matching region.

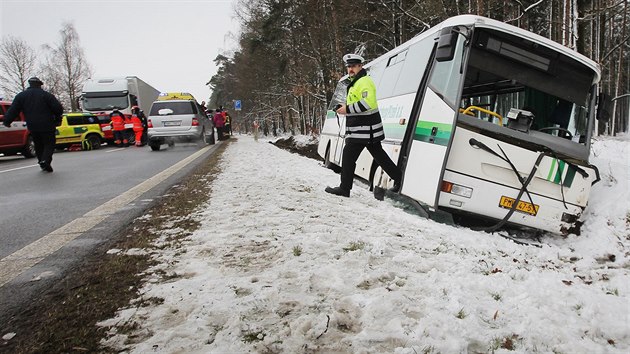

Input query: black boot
[325,186,350,197]
[390,180,401,193]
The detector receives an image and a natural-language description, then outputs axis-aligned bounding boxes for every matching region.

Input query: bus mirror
[597,92,612,122]
[435,27,459,62]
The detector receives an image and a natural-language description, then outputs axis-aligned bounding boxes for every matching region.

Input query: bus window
[378,50,407,99]
[391,35,436,97]
[427,34,466,108]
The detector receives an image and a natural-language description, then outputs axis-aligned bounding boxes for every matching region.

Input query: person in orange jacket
[123,113,134,146]
[109,110,127,146]
[131,106,145,146]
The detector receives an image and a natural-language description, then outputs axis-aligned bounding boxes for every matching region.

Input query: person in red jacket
[109,110,127,146]
[213,108,226,140]
[123,113,133,146]
[131,106,144,146]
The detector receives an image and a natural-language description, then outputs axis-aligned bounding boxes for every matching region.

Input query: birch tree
[41,22,91,111]
[0,36,37,99]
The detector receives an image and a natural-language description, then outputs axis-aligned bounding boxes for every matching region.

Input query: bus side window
[391,36,435,97]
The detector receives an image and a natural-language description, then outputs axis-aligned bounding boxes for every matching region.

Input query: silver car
[147,99,213,151]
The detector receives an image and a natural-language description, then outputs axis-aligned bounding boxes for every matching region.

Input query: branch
[505,0,545,23]
[601,34,630,63]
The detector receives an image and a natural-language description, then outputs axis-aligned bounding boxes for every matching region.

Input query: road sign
[234,100,242,111]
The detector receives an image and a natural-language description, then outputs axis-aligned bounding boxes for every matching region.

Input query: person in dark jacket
[2,77,64,172]
[325,54,402,197]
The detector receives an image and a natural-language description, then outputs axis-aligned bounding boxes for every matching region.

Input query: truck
[80,76,160,144]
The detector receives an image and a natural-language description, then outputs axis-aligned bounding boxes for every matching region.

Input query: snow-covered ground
[100,134,629,353]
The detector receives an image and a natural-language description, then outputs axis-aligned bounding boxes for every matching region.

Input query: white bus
[318,15,603,235]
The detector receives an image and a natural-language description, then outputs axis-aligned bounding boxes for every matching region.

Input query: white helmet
[343,53,364,66]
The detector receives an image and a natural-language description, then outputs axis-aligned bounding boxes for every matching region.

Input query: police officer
[325,54,401,197]
[2,77,63,172]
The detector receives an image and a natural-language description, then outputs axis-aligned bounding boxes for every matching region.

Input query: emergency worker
[109,110,127,146]
[224,111,232,136]
[325,54,402,198]
[123,113,133,146]
[213,108,225,140]
[2,77,63,173]
[131,106,144,146]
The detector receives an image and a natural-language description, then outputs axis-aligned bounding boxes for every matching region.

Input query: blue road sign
[234,100,242,111]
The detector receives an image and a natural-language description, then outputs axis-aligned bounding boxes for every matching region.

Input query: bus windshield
[455,27,597,161]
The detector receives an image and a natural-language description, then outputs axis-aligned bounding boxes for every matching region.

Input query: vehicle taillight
[441,181,473,198]
[147,119,153,128]
[192,117,199,126]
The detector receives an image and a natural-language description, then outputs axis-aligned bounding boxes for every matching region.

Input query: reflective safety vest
[345,69,384,144]
[110,114,125,131]
[131,115,144,132]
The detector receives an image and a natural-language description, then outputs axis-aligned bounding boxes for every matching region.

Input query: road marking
[0,145,214,287]
[106,147,128,153]
[0,164,38,173]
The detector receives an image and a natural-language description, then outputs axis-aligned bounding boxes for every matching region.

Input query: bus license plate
[499,196,539,216]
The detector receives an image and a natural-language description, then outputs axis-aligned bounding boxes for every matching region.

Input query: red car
[95,113,115,145]
[95,112,135,145]
[0,100,36,158]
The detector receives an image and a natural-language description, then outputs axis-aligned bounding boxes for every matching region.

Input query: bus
[318,15,603,235]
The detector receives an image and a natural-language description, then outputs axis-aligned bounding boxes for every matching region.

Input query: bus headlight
[441,181,473,198]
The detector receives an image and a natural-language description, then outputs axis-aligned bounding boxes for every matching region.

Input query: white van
[147,96,213,151]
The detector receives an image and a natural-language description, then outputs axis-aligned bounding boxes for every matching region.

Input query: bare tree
[41,22,92,111]
[0,35,37,99]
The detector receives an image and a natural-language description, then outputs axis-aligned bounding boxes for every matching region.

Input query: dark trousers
[341,141,402,191]
[31,131,56,166]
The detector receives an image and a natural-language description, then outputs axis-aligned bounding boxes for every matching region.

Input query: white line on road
[105,147,128,153]
[0,164,38,173]
[0,145,214,287]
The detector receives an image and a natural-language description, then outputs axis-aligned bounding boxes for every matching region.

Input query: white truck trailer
[80,76,160,116]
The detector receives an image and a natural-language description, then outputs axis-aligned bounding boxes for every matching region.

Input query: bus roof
[361,15,600,84]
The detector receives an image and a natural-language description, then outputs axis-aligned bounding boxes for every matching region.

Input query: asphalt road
[0,140,222,322]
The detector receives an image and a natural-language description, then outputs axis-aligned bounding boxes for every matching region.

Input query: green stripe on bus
[563,167,576,187]
[413,121,453,145]
[553,160,566,184]
[546,159,576,187]
[547,159,557,181]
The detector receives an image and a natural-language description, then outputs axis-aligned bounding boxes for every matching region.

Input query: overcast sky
[0,0,239,104]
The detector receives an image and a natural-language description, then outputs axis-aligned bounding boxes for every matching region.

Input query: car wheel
[202,128,211,144]
[86,134,102,150]
[21,135,36,158]
[149,142,161,151]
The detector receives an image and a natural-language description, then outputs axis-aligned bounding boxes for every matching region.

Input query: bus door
[400,27,469,209]
[333,114,346,164]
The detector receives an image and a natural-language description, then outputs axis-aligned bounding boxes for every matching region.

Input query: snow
[99,134,630,353]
